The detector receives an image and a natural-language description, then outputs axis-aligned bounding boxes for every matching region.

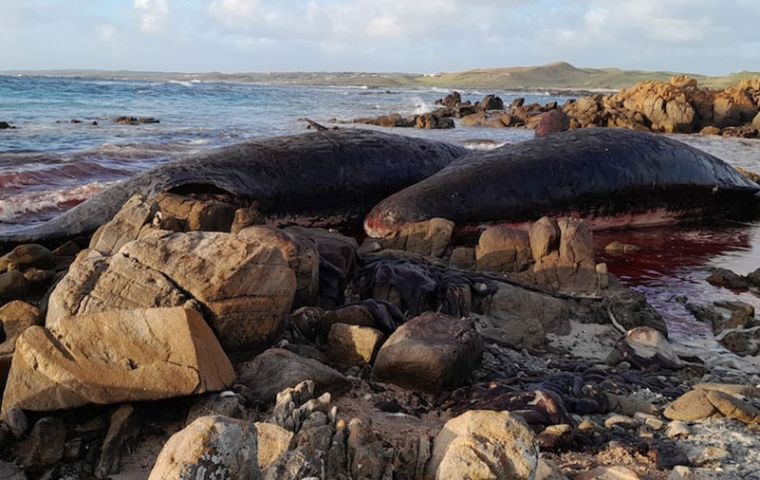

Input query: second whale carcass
[364,128,760,238]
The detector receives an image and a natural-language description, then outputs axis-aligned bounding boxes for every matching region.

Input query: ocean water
[0,75,573,226]
[3,74,760,349]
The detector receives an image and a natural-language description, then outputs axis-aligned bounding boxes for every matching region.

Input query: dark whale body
[365,129,760,237]
[0,130,467,244]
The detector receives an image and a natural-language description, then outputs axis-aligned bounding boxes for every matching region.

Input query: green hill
[3,62,758,91]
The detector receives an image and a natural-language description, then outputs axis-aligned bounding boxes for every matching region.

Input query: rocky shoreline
[346,76,760,139]
[0,188,758,479]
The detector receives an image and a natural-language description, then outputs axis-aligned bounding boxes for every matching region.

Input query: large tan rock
[614,82,696,133]
[89,195,157,255]
[154,192,236,232]
[327,323,384,367]
[2,307,234,412]
[120,231,297,351]
[713,86,758,128]
[381,218,454,257]
[373,313,482,393]
[476,226,532,272]
[237,225,319,307]
[664,390,718,422]
[0,301,42,393]
[532,217,601,293]
[149,415,260,480]
[528,217,560,262]
[426,410,538,480]
[46,251,188,329]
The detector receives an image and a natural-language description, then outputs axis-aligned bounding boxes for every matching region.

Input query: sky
[0,0,758,75]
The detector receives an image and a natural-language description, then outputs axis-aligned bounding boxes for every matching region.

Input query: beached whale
[364,128,760,238]
[0,130,467,244]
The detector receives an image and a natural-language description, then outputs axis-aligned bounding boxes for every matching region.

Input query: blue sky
[0,0,758,75]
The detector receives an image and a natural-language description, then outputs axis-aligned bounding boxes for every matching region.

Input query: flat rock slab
[373,313,482,393]
[2,307,235,412]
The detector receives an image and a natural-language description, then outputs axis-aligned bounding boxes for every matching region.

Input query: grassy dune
[4,63,758,91]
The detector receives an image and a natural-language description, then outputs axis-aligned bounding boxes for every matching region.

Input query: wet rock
[479,282,570,349]
[89,194,158,255]
[118,231,297,351]
[706,268,751,290]
[373,313,482,393]
[0,270,30,300]
[604,241,641,254]
[612,326,682,370]
[149,415,259,480]
[238,225,320,307]
[476,225,532,272]
[380,218,454,257]
[2,307,234,412]
[0,121,14,129]
[95,404,140,479]
[0,244,55,272]
[576,465,641,479]
[535,110,570,137]
[114,116,159,125]
[237,348,349,404]
[17,417,66,466]
[478,94,505,111]
[426,410,538,480]
[327,323,384,368]
[415,112,455,129]
[664,390,719,422]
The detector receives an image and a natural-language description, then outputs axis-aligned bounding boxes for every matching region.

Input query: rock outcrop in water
[347,77,760,138]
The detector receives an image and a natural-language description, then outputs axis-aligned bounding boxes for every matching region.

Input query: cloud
[0,0,758,75]
[134,0,169,32]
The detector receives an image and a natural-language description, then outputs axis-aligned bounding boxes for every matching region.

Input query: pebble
[578,419,598,432]
[666,421,690,439]
[604,414,639,429]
